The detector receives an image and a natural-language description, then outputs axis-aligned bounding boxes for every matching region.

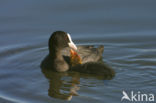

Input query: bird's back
[61,45,104,64]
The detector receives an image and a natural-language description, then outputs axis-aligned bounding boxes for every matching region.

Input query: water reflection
[41,66,114,101]
[41,68,80,101]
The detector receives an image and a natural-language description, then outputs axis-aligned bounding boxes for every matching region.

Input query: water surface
[0,0,156,103]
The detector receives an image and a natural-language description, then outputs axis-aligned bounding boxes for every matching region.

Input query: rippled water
[0,0,156,103]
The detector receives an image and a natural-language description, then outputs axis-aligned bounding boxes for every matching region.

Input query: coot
[41,31,115,78]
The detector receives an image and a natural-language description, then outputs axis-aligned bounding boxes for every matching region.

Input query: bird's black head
[48,31,77,53]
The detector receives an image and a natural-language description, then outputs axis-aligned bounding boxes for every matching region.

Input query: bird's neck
[49,48,64,60]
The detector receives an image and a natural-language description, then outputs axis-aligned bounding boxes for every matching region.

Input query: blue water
[0,0,156,103]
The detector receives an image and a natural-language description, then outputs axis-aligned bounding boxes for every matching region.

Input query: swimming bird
[41,31,115,78]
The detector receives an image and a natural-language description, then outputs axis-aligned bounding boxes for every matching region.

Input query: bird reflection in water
[41,66,114,101]
[41,68,80,101]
